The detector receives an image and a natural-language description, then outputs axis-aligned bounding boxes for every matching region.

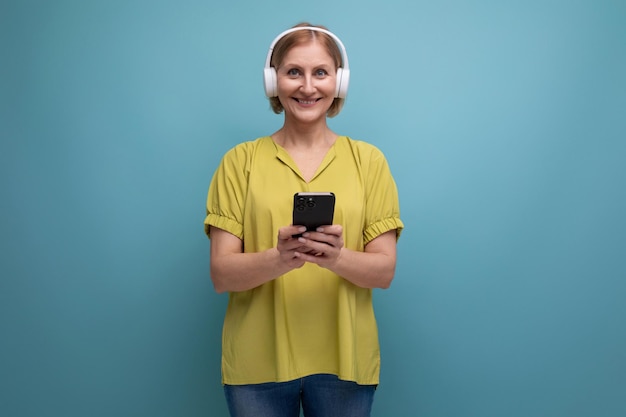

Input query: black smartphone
[292,192,335,235]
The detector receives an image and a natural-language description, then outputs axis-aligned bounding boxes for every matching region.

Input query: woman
[204,22,403,417]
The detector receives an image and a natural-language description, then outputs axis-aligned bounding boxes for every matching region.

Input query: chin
[289,112,327,124]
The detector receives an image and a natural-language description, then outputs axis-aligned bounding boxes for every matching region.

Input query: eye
[286,68,301,77]
[315,69,329,77]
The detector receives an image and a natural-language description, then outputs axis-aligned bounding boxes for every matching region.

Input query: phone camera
[296,197,307,211]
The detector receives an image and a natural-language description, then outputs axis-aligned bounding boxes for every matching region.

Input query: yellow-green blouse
[204,136,403,385]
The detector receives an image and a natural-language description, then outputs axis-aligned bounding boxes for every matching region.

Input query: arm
[294,226,398,289]
[209,225,310,293]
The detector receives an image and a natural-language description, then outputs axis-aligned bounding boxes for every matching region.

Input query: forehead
[280,41,334,66]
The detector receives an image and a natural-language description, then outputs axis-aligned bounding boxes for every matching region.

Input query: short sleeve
[362,146,404,244]
[204,143,252,239]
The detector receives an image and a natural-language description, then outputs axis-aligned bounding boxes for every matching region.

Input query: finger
[314,224,343,236]
[297,238,336,255]
[301,232,338,247]
[278,226,306,241]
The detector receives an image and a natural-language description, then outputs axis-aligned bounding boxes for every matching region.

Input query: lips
[294,98,321,105]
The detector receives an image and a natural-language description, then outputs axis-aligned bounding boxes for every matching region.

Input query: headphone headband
[264,27,350,70]
[263,26,350,98]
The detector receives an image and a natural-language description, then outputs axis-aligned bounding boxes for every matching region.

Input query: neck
[274,121,335,149]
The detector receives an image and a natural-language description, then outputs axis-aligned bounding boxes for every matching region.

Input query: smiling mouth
[294,98,321,105]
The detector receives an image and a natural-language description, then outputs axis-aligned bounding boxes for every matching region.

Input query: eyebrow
[280,61,333,69]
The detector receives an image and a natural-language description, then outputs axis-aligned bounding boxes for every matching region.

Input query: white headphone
[263,26,350,99]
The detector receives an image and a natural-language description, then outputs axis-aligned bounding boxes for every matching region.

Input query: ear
[335,68,350,98]
[264,67,278,97]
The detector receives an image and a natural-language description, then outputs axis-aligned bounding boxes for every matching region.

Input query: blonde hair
[268,23,345,118]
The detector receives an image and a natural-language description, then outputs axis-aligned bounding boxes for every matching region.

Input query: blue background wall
[2,1,625,416]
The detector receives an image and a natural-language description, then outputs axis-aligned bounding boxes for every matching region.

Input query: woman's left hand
[293,224,344,268]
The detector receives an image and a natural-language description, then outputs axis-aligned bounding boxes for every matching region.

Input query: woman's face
[275,40,337,124]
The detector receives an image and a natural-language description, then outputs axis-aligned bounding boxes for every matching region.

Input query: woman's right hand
[210,225,316,293]
[276,225,309,269]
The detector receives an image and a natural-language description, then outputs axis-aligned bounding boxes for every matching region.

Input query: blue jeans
[224,374,376,417]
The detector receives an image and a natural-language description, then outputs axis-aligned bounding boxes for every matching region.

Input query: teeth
[297,99,316,104]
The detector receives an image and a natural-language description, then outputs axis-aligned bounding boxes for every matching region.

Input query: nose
[300,75,316,94]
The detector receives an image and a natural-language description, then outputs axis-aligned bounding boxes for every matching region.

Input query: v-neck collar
[272,137,339,183]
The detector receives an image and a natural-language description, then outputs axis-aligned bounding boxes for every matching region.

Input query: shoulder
[221,136,273,164]
[224,136,272,155]
[338,136,388,163]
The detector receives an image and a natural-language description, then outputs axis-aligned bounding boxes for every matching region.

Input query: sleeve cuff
[204,213,244,239]
[364,217,404,244]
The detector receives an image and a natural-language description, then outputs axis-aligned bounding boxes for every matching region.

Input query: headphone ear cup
[335,68,350,98]
[264,67,277,97]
